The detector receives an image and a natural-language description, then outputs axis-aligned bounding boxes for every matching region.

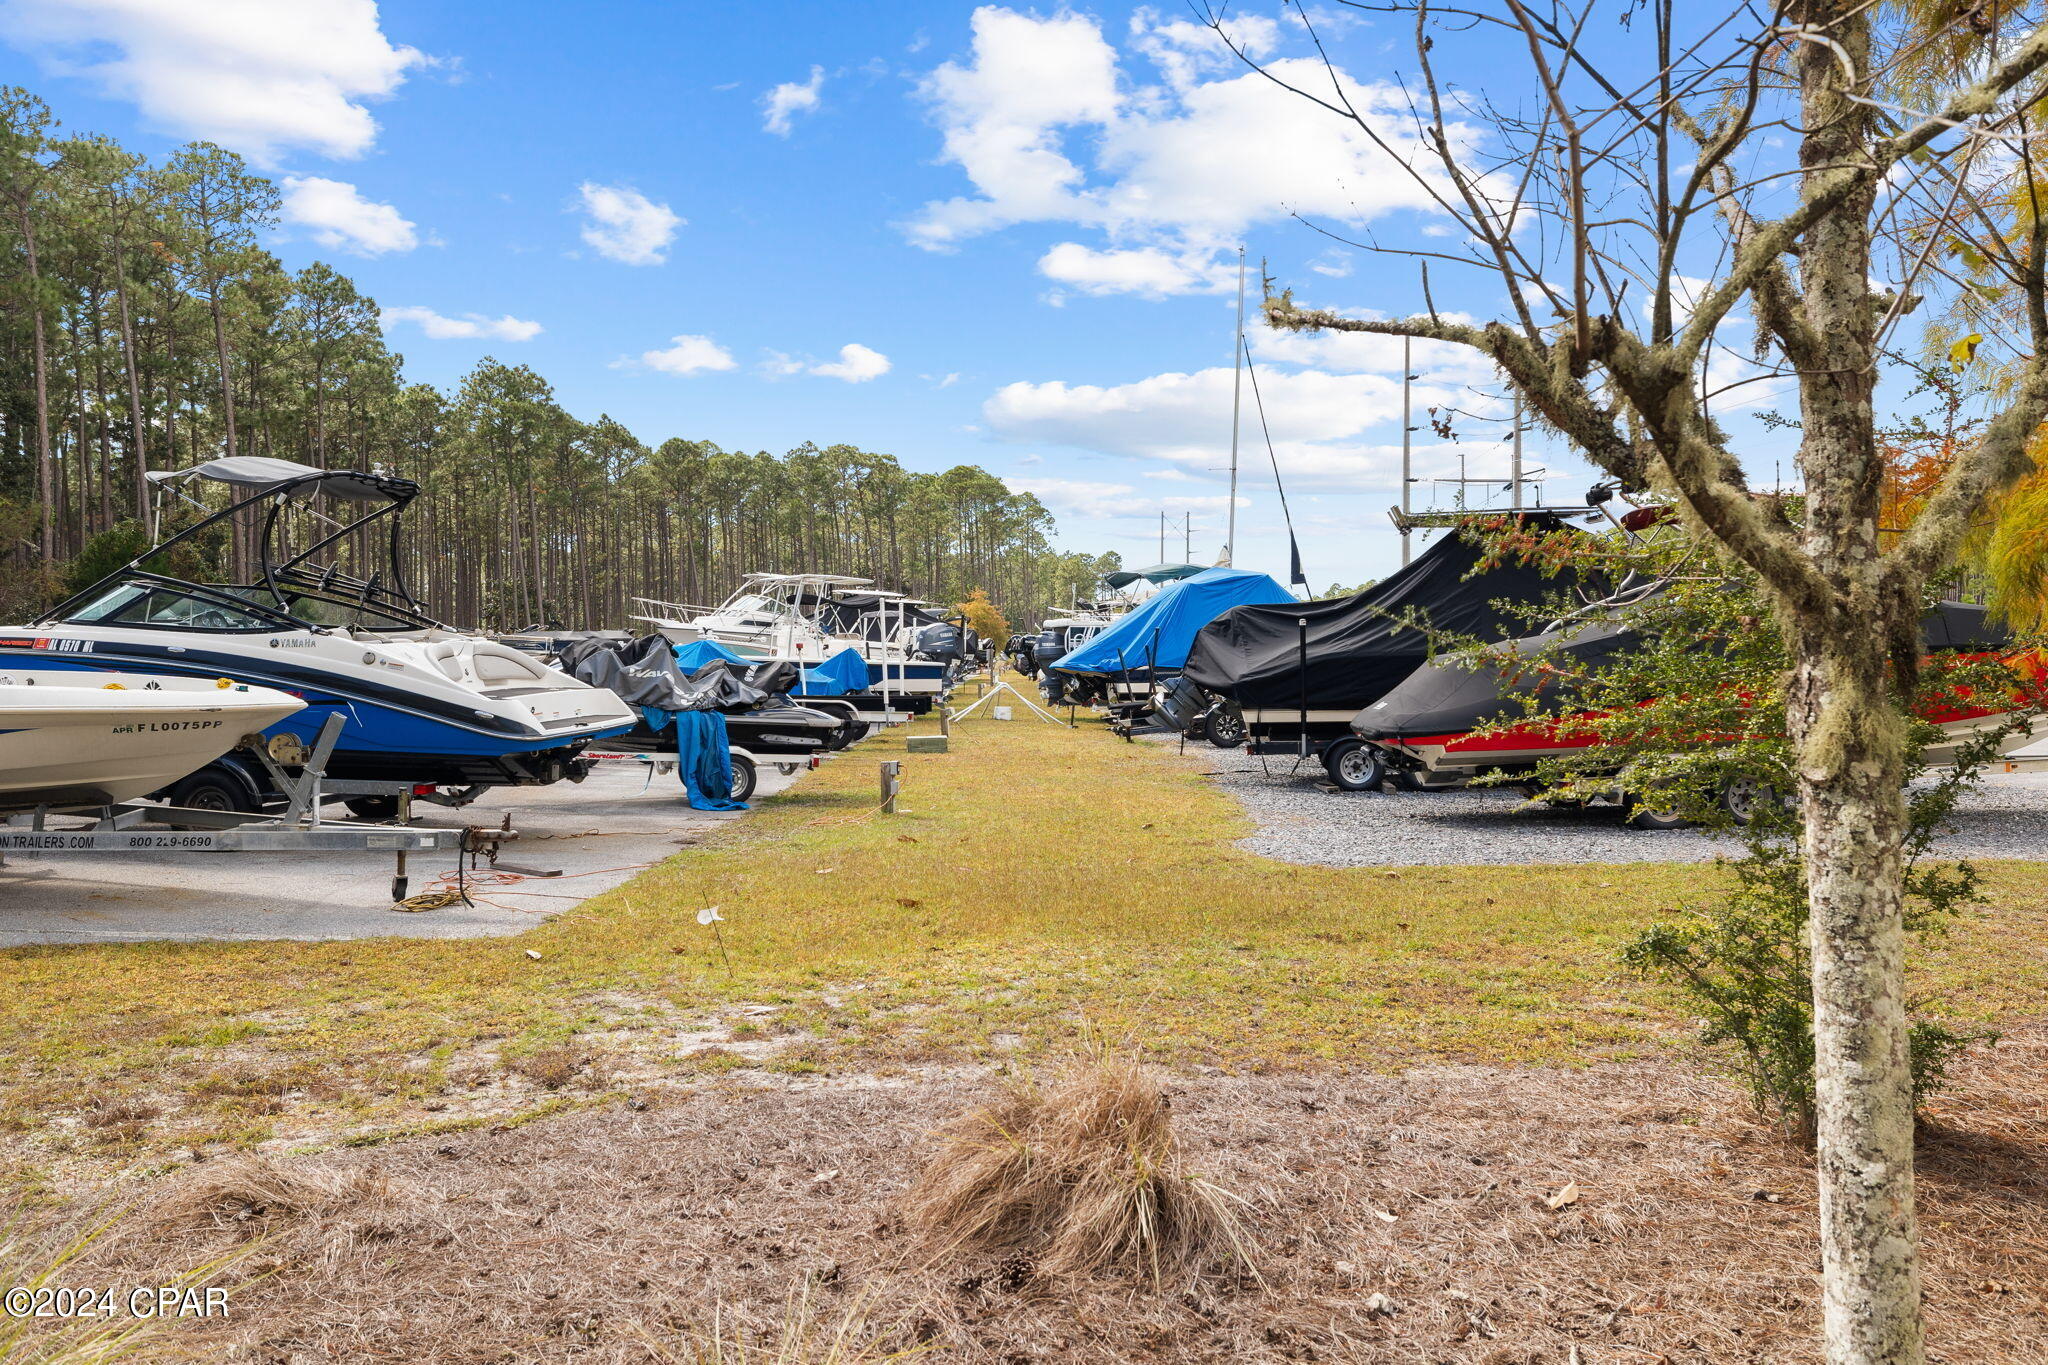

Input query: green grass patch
[3,684,2045,1165]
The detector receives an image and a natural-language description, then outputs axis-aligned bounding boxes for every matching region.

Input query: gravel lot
[1147,733,2048,866]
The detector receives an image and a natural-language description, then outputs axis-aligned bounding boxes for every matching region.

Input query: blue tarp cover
[796,645,870,696]
[673,710,748,811]
[1052,567,1293,676]
[671,638,753,675]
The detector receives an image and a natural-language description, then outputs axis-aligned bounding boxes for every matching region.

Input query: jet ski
[0,671,304,812]
[1353,588,2045,781]
[0,457,637,790]
[556,634,845,758]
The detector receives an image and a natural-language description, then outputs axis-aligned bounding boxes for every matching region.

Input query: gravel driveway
[1147,733,2048,866]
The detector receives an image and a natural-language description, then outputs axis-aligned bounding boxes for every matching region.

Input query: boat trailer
[0,713,517,901]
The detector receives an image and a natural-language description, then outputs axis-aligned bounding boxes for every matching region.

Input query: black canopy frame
[41,461,440,632]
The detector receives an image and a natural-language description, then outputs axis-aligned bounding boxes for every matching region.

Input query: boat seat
[421,638,560,692]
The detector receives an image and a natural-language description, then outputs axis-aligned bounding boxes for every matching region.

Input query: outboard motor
[912,621,965,662]
[1153,675,1208,734]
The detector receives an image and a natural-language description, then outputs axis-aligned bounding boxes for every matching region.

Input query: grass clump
[151,1156,393,1231]
[902,1052,1250,1288]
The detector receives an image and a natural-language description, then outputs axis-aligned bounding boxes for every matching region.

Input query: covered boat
[1047,567,1292,711]
[1353,590,2043,795]
[1166,516,1584,784]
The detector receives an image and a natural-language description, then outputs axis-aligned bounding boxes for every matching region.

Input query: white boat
[0,672,305,812]
[633,573,957,697]
[2,457,638,790]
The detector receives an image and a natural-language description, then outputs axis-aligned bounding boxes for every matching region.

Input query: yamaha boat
[1162,515,1589,788]
[0,457,637,790]
[0,671,305,812]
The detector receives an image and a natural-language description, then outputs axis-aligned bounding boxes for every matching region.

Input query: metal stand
[0,712,517,902]
[951,670,1071,726]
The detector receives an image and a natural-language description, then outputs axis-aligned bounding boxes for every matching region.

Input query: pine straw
[53,1029,2048,1363]
[899,1054,1251,1287]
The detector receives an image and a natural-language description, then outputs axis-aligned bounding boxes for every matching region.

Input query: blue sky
[0,0,1743,590]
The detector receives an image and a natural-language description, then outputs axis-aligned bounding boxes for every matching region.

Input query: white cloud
[1001,476,1140,520]
[1037,242,1234,298]
[813,343,891,382]
[280,176,417,255]
[1127,7,1279,93]
[907,7,1449,256]
[575,182,682,265]
[983,364,1487,490]
[909,7,1120,249]
[636,334,737,375]
[762,66,824,136]
[3,0,426,163]
[1250,321,1495,383]
[380,306,540,342]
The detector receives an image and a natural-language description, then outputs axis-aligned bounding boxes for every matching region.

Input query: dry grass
[902,1052,1249,1288]
[55,1028,2048,1363]
[3,695,2047,1172]
[147,1156,395,1233]
[638,1280,935,1365]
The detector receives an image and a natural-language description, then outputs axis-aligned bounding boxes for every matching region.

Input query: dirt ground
[57,1023,2048,1364]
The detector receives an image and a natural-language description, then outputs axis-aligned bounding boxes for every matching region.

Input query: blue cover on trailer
[672,638,754,676]
[796,645,870,696]
[1051,567,1293,676]
[672,710,748,810]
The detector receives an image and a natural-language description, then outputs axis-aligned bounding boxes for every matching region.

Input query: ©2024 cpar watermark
[4,1285,229,1319]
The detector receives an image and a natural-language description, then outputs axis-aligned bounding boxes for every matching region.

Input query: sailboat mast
[1226,245,1244,567]
[1401,336,1413,567]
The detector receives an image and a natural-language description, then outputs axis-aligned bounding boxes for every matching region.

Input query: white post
[1511,390,1525,510]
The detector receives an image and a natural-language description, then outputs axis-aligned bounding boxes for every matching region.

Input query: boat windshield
[722,593,791,618]
[62,582,276,632]
[281,594,430,632]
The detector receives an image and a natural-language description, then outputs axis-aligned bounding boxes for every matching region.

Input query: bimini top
[1184,514,1585,712]
[147,456,417,504]
[1051,567,1293,676]
[1102,562,1208,589]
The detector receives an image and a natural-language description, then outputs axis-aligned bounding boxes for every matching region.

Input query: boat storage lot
[0,760,801,947]
[1157,734,2048,866]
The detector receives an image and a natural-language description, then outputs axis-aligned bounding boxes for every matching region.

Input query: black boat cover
[557,634,773,713]
[1182,514,1585,711]
[1353,593,2011,742]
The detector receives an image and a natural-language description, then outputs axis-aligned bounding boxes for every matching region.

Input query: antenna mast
[1226,245,1244,566]
[1400,336,1413,566]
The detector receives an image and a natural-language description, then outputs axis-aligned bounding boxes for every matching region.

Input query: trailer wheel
[1719,778,1782,826]
[727,753,758,804]
[1321,738,1385,792]
[1202,707,1247,748]
[1623,791,1692,830]
[823,716,864,750]
[163,764,263,828]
